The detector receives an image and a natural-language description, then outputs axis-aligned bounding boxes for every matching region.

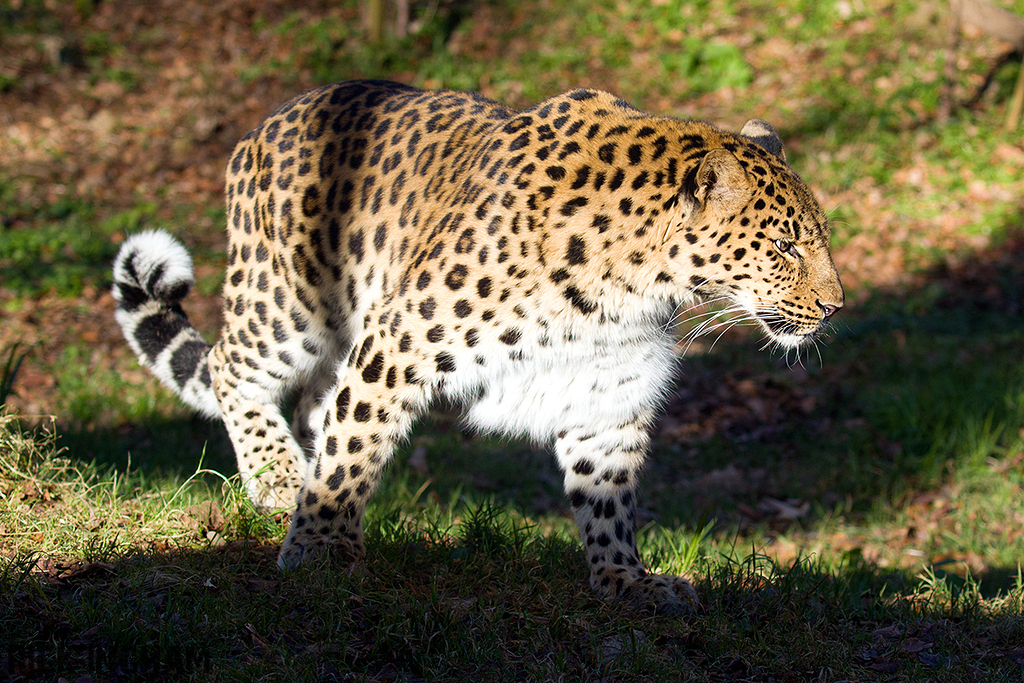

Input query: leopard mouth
[755,309,828,348]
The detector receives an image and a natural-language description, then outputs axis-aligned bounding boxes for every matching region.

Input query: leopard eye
[773,239,797,257]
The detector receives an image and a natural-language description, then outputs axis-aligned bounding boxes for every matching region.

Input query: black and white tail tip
[112,230,220,418]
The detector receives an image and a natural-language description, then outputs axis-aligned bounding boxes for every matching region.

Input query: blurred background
[1,0,1023,587]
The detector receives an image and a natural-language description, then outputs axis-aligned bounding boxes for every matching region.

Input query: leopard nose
[817,300,842,320]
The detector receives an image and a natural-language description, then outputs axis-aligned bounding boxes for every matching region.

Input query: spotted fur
[113,80,843,615]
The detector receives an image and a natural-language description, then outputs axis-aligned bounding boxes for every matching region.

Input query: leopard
[112,79,843,616]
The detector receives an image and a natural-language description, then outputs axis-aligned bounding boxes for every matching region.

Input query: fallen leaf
[205,530,228,547]
[872,624,901,640]
[182,500,225,532]
[408,444,429,476]
[759,497,810,520]
[901,637,932,654]
[599,630,649,664]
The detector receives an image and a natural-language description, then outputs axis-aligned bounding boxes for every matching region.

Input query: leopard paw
[594,567,699,616]
[277,526,364,570]
[277,536,325,570]
[619,573,699,616]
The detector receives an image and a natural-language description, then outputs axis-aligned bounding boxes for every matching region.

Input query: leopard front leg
[278,336,429,569]
[557,425,699,616]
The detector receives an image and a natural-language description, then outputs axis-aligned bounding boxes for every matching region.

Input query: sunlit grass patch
[0,195,157,297]
[0,414,241,563]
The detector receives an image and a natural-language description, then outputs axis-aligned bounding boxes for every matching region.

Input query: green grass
[0,191,157,297]
[243,0,758,104]
[2,418,1023,681]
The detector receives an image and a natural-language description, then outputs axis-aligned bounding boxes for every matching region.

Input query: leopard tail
[112,230,221,418]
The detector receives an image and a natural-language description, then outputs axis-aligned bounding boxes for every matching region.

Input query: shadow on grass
[2,508,1022,682]
[55,415,235,488]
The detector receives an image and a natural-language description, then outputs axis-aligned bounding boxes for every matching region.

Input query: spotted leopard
[112,79,843,615]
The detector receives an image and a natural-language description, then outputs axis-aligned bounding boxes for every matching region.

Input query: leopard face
[657,133,843,348]
[114,80,843,616]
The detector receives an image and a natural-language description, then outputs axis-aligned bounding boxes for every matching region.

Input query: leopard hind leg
[209,264,346,510]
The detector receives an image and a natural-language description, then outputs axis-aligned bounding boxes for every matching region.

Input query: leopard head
[661,119,844,349]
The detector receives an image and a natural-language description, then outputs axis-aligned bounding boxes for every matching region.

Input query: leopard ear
[740,118,786,162]
[691,148,752,214]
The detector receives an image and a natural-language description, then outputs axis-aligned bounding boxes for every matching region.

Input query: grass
[242,0,758,105]
[2,0,1024,679]
[0,190,157,297]
[2,419,1023,681]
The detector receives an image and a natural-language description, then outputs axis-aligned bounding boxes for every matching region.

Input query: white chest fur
[441,312,680,443]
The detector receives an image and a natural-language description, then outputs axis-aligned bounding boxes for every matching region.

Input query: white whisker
[679,309,753,356]
[671,297,733,325]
